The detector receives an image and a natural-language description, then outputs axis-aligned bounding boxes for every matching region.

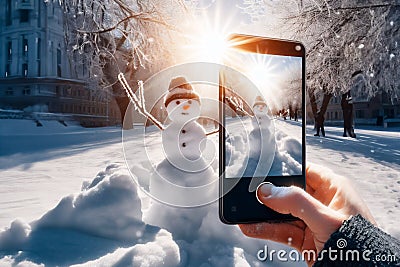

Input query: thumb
[256,183,346,235]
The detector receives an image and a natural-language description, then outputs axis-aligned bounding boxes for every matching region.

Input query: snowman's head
[164,76,201,122]
[253,96,268,116]
[253,104,267,115]
[166,98,201,122]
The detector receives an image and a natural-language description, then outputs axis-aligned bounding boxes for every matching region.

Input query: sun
[178,4,238,63]
[247,54,278,88]
[190,29,229,63]
[180,23,231,63]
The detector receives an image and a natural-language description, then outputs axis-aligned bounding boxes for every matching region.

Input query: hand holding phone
[239,164,376,265]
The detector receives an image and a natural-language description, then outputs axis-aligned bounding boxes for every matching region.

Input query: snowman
[149,76,217,207]
[243,95,276,178]
[140,77,218,239]
[251,96,273,133]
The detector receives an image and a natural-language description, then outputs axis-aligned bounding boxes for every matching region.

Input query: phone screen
[219,34,305,223]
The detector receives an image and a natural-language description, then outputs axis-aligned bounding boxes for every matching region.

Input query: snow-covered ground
[0,119,399,266]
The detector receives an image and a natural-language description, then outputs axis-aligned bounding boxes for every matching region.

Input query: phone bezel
[219,34,306,224]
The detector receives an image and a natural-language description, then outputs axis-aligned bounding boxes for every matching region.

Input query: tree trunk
[308,89,318,118]
[308,89,332,129]
[341,91,356,137]
[319,93,332,116]
[115,96,133,129]
[308,89,318,129]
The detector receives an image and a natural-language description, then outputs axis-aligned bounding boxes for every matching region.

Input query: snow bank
[0,164,181,267]
[34,164,145,241]
[225,118,302,177]
[0,257,44,267]
[0,219,31,250]
[71,230,180,267]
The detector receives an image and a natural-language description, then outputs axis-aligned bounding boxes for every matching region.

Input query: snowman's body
[145,97,216,238]
[161,119,207,171]
[243,103,276,177]
[151,117,215,205]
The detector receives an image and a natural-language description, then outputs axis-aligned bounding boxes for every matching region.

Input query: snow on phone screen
[223,52,302,178]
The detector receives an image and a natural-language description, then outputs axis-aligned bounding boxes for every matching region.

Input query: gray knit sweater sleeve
[314,214,400,267]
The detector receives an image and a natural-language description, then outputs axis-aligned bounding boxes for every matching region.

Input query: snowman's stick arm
[118,73,165,130]
[225,96,254,117]
[206,129,219,136]
[136,81,165,130]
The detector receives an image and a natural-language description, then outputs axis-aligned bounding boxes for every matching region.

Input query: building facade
[325,92,400,126]
[0,0,120,126]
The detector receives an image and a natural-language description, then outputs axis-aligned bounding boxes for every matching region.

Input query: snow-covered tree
[243,0,399,122]
[61,0,187,125]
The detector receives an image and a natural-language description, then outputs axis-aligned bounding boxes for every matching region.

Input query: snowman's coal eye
[188,100,192,104]
[176,100,180,105]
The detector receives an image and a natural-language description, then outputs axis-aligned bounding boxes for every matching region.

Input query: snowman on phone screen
[243,95,275,177]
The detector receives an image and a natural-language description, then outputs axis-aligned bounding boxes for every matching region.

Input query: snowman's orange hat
[253,95,267,108]
[164,76,200,107]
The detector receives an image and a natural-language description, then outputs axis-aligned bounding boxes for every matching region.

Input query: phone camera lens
[295,45,302,51]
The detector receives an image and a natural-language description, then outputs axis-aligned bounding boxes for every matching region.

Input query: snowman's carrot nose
[183,105,190,110]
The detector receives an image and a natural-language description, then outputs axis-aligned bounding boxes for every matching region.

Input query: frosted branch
[118,73,165,130]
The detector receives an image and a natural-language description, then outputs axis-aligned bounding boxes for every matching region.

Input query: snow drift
[0,164,180,267]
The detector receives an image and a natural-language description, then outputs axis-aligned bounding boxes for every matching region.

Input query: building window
[23,87,31,95]
[57,48,62,77]
[335,111,338,120]
[37,38,41,76]
[57,48,61,64]
[36,38,41,59]
[7,42,12,61]
[5,88,14,96]
[23,38,28,57]
[23,63,28,77]
[6,0,12,26]
[5,64,11,77]
[20,10,30,23]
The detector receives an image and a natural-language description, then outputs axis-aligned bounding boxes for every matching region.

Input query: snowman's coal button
[182,143,186,147]
[181,129,186,134]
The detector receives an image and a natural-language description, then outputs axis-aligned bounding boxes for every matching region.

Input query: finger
[306,163,335,191]
[239,222,304,251]
[257,183,346,235]
[307,164,376,225]
[306,164,338,205]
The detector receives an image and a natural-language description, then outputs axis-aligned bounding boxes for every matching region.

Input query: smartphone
[219,34,306,224]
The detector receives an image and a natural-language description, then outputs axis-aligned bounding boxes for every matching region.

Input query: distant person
[314,110,325,137]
